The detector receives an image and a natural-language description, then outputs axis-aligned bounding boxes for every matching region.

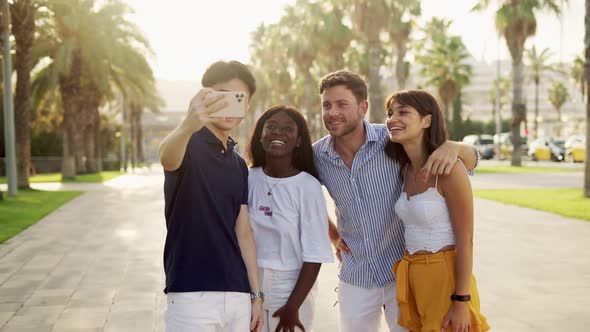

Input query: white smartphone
[209,91,248,118]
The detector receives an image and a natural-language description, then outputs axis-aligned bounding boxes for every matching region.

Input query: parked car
[527,137,565,162]
[564,135,586,163]
[462,134,495,160]
[494,133,529,160]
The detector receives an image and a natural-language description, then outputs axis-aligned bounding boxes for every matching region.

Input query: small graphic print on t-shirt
[259,205,272,217]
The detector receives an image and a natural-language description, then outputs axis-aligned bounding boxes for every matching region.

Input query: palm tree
[474,0,563,166]
[585,0,590,197]
[489,75,512,123]
[249,23,293,106]
[10,0,35,188]
[281,1,324,123]
[416,21,472,134]
[572,54,585,101]
[316,1,352,72]
[344,0,389,122]
[547,81,569,136]
[344,39,370,79]
[385,0,421,90]
[526,46,559,138]
[40,0,153,177]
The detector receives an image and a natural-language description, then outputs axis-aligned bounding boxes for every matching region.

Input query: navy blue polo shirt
[163,126,250,294]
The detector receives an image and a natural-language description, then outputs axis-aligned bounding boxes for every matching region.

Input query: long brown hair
[246,105,319,180]
[384,90,447,170]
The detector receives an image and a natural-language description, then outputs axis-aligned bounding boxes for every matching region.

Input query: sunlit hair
[318,70,368,103]
[201,60,256,97]
[247,105,319,180]
[384,90,448,170]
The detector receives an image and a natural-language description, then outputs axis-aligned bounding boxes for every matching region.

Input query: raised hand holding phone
[208,91,248,118]
[180,88,228,133]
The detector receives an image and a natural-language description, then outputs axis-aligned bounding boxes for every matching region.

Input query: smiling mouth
[388,127,404,134]
[270,140,286,146]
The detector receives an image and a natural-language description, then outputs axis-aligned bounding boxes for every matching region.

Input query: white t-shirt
[248,167,334,271]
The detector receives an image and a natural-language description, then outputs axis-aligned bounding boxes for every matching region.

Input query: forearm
[159,122,195,171]
[285,262,321,310]
[237,226,261,293]
[455,141,478,171]
[455,239,473,296]
[328,217,339,243]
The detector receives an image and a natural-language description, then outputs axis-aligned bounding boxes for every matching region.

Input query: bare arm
[272,262,321,331]
[421,141,478,178]
[159,124,194,171]
[158,88,226,171]
[455,141,478,171]
[328,216,349,261]
[235,204,263,332]
[440,161,474,331]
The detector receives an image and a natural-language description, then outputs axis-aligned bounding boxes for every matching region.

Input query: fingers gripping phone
[209,91,248,118]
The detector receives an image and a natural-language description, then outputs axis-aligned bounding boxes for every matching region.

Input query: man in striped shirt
[313,70,478,332]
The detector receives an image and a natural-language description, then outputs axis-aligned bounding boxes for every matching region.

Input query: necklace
[263,165,295,196]
[264,175,282,196]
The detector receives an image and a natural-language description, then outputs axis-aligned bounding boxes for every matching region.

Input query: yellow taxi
[564,135,586,163]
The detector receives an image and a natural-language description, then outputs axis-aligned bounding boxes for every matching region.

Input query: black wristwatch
[450,294,471,302]
[250,291,264,302]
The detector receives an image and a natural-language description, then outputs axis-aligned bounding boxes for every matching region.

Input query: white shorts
[165,291,250,332]
[259,268,317,332]
[338,280,406,332]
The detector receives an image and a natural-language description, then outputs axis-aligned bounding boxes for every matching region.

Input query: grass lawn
[0,189,82,244]
[0,171,123,184]
[474,188,590,221]
[476,166,582,174]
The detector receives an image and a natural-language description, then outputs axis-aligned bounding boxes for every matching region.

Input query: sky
[125,0,584,82]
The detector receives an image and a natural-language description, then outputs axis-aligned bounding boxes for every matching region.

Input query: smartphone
[209,91,248,118]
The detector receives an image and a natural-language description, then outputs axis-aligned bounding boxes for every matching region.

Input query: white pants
[165,291,250,332]
[338,280,407,332]
[259,268,316,332]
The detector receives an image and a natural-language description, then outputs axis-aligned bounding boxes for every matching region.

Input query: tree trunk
[136,109,144,163]
[95,112,102,171]
[129,104,137,170]
[59,54,84,178]
[367,32,383,123]
[395,39,408,90]
[303,70,316,138]
[83,105,100,172]
[534,78,539,138]
[511,55,526,166]
[83,121,96,173]
[61,125,75,178]
[11,0,34,189]
[585,0,590,197]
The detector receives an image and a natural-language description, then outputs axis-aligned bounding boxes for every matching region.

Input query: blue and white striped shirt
[313,121,406,288]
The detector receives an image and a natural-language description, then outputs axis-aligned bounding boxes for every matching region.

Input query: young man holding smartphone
[159,60,263,332]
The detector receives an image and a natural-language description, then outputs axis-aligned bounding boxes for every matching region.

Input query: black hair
[247,105,319,180]
[201,60,256,97]
[384,90,448,171]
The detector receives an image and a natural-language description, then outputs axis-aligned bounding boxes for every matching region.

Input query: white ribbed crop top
[394,170,455,254]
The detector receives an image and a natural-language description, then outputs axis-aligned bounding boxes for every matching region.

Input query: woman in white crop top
[384,90,489,332]
[246,106,333,332]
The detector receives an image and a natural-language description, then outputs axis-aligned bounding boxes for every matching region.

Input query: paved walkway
[1,170,589,331]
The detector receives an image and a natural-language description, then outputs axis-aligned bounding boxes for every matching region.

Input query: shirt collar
[323,120,377,159]
[200,126,237,149]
